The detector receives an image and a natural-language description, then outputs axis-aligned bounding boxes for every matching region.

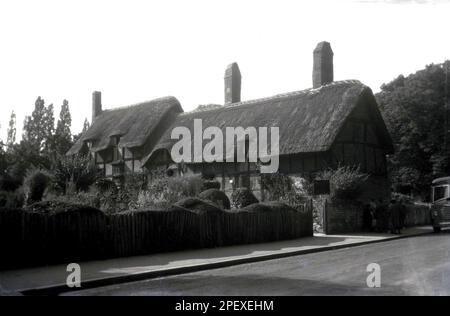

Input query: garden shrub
[231,187,259,209]
[95,178,117,194]
[53,154,99,193]
[48,188,101,210]
[0,189,25,208]
[50,174,147,213]
[23,169,53,205]
[202,180,221,191]
[172,197,223,214]
[239,201,299,213]
[261,173,309,206]
[0,173,22,192]
[198,189,230,209]
[24,200,104,215]
[167,174,204,197]
[261,173,294,201]
[237,202,272,213]
[133,173,204,210]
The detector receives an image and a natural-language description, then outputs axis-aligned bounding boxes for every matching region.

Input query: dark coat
[389,204,402,229]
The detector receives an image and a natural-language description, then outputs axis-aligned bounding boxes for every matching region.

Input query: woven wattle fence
[0,201,312,269]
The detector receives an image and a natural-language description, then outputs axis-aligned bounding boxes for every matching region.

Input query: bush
[50,174,148,214]
[261,173,309,206]
[53,154,99,193]
[95,178,117,194]
[23,169,53,205]
[198,189,230,209]
[133,173,204,210]
[0,173,22,192]
[261,173,294,200]
[239,201,296,213]
[48,188,101,210]
[0,189,25,208]
[202,180,221,191]
[171,197,223,214]
[316,165,369,200]
[24,200,104,215]
[167,174,204,197]
[231,188,259,209]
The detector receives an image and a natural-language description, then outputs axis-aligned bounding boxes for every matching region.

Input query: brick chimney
[313,41,333,88]
[92,91,102,123]
[224,62,241,104]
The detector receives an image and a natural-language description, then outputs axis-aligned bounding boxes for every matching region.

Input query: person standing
[399,200,407,229]
[375,200,387,233]
[363,203,373,232]
[389,199,402,234]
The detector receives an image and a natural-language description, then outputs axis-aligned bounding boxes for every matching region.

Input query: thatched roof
[142,80,393,166]
[67,96,182,155]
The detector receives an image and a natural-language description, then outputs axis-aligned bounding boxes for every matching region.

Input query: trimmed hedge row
[0,200,313,270]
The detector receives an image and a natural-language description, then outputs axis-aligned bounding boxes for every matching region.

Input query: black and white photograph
[0,0,450,304]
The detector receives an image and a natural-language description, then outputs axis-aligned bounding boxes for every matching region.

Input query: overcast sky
[0,0,449,141]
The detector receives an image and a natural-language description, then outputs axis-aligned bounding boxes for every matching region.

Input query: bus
[430,176,450,232]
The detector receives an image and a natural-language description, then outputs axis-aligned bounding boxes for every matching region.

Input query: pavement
[0,225,433,295]
[68,229,450,296]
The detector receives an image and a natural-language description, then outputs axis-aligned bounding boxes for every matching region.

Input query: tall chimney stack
[312,41,333,88]
[92,91,102,123]
[224,62,241,104]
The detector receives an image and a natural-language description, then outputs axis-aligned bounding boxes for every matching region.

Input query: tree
[54,99,73,156]
[6,111,16,149]
[376,61,450,198]
[43,103,55,157]
[0,124,6,175]
[23,97,47,154]
[20,97,55,171]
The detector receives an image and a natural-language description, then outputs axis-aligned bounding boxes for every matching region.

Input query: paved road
[66,231,450,296]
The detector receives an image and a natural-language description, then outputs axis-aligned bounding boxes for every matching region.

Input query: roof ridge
[181,79,363,116]
[229,79,362,107]
[102,96,177,113]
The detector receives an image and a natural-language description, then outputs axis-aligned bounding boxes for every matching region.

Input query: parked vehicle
[430,176,450,233]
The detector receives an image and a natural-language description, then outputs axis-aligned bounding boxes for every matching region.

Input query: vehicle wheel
[433,226,441,233]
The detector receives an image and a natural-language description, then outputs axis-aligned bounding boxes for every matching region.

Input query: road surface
[65,231,450,296]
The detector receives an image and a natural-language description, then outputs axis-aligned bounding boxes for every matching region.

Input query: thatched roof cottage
[68,42,394,200]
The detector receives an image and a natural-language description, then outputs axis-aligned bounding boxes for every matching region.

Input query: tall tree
[0,124,5,175]
[6,111,16,148]
[23,96,47,154]
[54,99,72,155]
[376,61,450,198]
[43,103,55,154]
[21,97,55,170]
